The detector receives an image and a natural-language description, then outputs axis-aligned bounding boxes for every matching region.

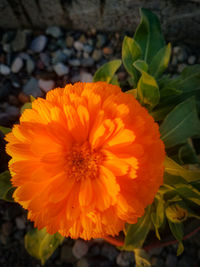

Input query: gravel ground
[0,27,200,267]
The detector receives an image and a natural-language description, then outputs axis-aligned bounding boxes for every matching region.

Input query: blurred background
[0,0,200,266]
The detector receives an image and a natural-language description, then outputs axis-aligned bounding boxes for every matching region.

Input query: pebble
[101,243,118,261]
[165,254,177,267]
[96,34,107,48]
[18,92,30,103]
[23,77,42,97]
[69,59,81,67]
[72,239,89,259]
[40,52,51,67]
[46,26,62,38]
[151,256,165,267]
[60,244,76,263]
[63,48,73,58]
[38,79,55,92]
[92,49,102,61]
[81,58,94,67]
[188,55,196,65]
[148,247,163,257]
[15,216,26,230]
[10,74,21,88]
[8,95,20,106]
[11,57,23,73]
[53,63,69,76]
[116,251,135,266]
[11,30,27,52]
[1,222,13,236]
[3,43,11,53]
[26,57,35,74]
[0,64,10,75]
[80,71,93,82]
[83,45,93,54]
[66,36,74,47]
[177,63,187,73]
[103,47,113,55]
[30,35,47,53]
[5,105,20,118]
[52,50,68,64]
[76,258,89,267]
[74,41,84,51]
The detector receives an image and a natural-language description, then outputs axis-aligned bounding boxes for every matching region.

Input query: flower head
[6,82,165,240]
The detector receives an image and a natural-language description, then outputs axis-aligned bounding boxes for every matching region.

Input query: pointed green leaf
[30,95,36,102]
[109,75,119,85]
[93,59,122,83]
[25,228,64,265]
[0,171,14,202]
[160,97,200,148]
[124,205,151,249]
[122,36,142,86]
[0,126,11,135]
[134,248,151,267]
[149,43,171,78]
[134,8,165,63]
[164,156,200,182]
[133,60,148,73]
[160,87,182,100]
[135,66,160,109]
[168,221,184,256]
[178,143,199,164]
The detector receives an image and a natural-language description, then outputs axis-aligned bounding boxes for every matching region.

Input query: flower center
[66,142,103,181]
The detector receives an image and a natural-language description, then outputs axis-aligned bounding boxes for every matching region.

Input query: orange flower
[5,82,165,240]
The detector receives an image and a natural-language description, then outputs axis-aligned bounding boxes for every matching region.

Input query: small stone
[173,46,181,54]
[10,75,21,88]
[165,254,177,267]
[15,216,26,230]
[46,26,62,38]
[18,92,30,103]
[74,41,84,51]
[83,52,90,59]
[23,78,42,98]
[8,95,20,106]
[96,34,107,48]
[26,57,35,74]
[40,53,50,67]
[11,57,23,73]
[39,79,55,93]
[177,63,187,73]
[52,50,68,64]
[3,43,11,53]
[66,36,74,47]
[79,34,87,44]
[188,55,196,65]
[80,71,93,83]
[92,49,102,61]
[103,47,113,55]
[0,80,12,98]
[81,58,94,67]
[63,48,73,58]
[11,30,27,52]
[76,258,89,267]
[72,239,89,259]
[53,63,69,76]
[30,35,48,53]
[116,251,134,267]
[171,55,178,66]
[5,105,20,118]
[2,31,15,44]
[1,222,13,236]
[83,45,93,54]
[60,244,76,263]
[151,256,164,267]
[69,59,81,67]
[0,64,10,75]
[148,247,163,257]
[101,243,118,261]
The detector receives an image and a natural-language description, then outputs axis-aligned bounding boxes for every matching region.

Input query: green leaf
[133,60,148,73]
[168,221,184,256]
[149,43,171,78]
[134,248,151,267]
[164,156,200,182]
[135,64,160,109]
[151,195,165,239]
[178,142,199,164]
[109,75,119,86]
[0,171,14,202]
[25,228,64,265]
[0,126,11,135]
[21,102,32,114]
[160,97,200,148]
[160,87,182,100]
[93,59,122,83]
[174,185,200,206]
[30,95,36,102]
[134,8,165,63]
[122,36,142,86]
[124,205,152,250]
